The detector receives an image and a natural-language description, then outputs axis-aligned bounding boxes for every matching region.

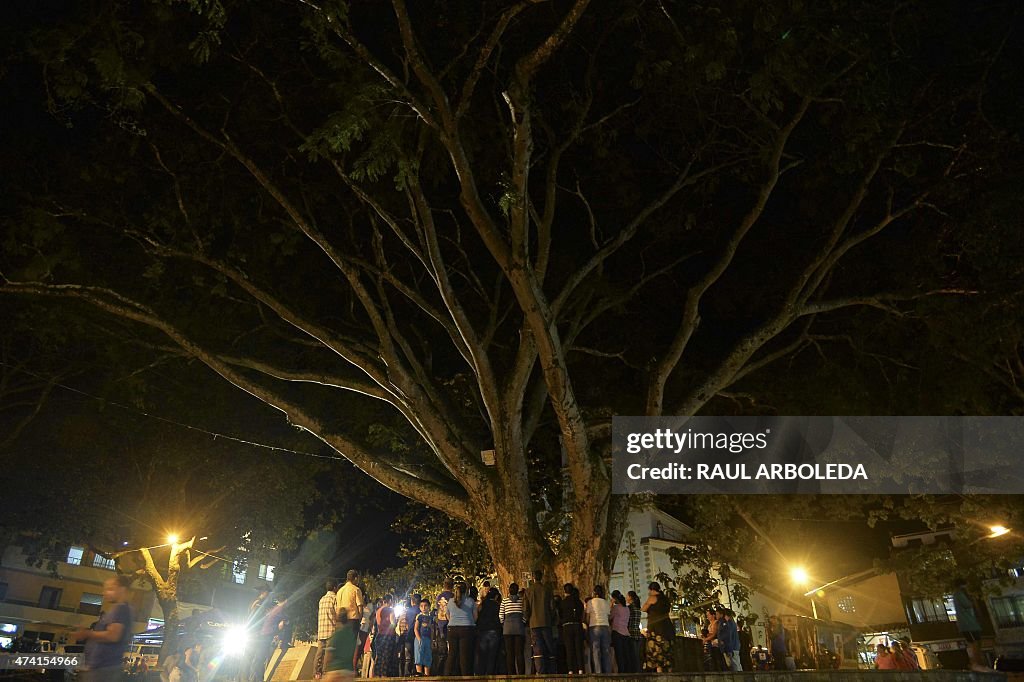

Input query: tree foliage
[392,503,494,584]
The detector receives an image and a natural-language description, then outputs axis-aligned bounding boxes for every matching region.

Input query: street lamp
[789,566,818,619]
[167,534,180,545]
[989,525,1011,539]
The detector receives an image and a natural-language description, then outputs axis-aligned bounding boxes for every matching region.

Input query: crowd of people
[312,570,680,679]
[873,639,920,671]
[50,569,990,680]
[242,568,999,679]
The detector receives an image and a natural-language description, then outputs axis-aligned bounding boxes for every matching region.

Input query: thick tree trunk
[475,494,551,588]
[553,492,628,594]
[474,459,629,596]
[158,595,180,664]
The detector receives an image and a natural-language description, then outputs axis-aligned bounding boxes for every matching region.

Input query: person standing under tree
[768,615,788,671]
[703,608,724,672]
[626,591,645,671]
[371,595,398,678]
[436,579,455,642]
[315,579,338,680]
[337,571,363,633]
[475,588,503,674]
[558,584,585,675]
[523,569,556,674]
[500,582,526,675]
[445,581,478,676]
[642,582,674,673]
[356,598,373,673]
[610,592,637,673]
[737,618,754,672]
[585,585,612,674]
[69,575,135,682]
[414,599,434,676]
[721,608,742,672]
[395,597,414,677]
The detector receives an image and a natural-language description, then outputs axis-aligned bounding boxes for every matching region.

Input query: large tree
[1,0,1020,590]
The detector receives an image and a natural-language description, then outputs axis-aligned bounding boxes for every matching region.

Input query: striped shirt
[499,594,525,624]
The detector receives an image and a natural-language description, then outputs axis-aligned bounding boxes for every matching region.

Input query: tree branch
[456,1,532,118]
[515,0,592,83]
[407,174,503,429]
[1,279,473,521]
[552,155,746,317]
[647,97,811,415]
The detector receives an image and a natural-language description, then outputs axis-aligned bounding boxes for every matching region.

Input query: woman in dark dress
[641,582,675,672]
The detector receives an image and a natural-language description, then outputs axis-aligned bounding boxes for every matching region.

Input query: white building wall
[608,507,804,646]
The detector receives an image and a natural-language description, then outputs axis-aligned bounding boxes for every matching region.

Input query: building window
[258,564,276,582]
[92,555,115,570]
[232,561,247,585]
[837,595,857,614]
[991,596,1024,629]
[66,546,85,566]
[945,595,958,621]
[39,587,63,610]
[907,596,954,624]
[79,593,103,616]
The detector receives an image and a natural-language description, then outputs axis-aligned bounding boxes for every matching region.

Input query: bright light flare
[394,603,407,618]
[790,566,809,585]
[222,626,248,657]
[989,525,1011,538]
[167,534,180,544]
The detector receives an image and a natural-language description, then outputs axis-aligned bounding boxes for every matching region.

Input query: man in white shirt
[337,570,364,671]
[337,570,364,627]
[314,579,338,679]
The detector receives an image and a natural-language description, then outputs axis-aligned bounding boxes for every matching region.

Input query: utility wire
[0,361,349,463]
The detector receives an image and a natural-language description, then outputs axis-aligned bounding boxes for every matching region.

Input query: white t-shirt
[586,597,610,627]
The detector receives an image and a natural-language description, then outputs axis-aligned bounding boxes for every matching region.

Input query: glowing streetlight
[789,566,818,619]
[989,525,1011,538]
[790,566,810,585]
[167,534,180,545]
